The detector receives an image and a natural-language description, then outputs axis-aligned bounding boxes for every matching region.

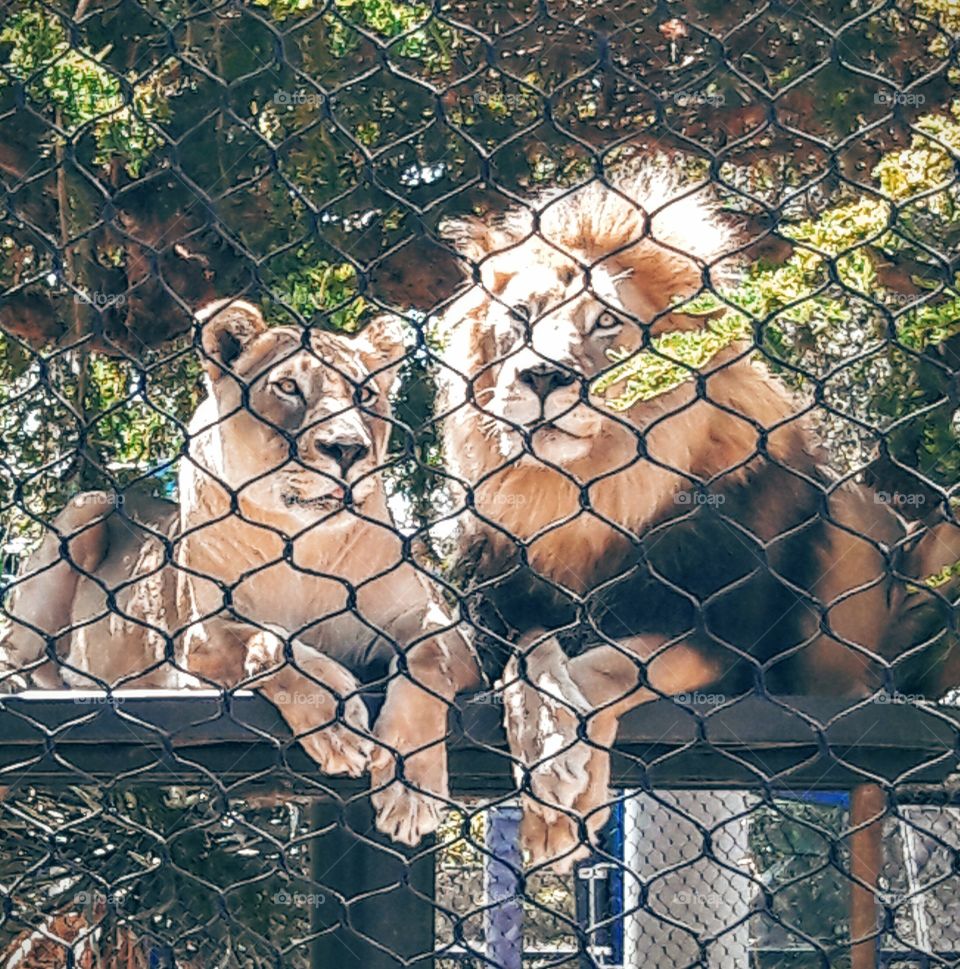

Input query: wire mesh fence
[1,0,959,965]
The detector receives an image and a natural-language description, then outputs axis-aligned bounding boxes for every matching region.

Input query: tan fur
[0,486,187,690]
[439,167,960,869]
[0,299,482,846]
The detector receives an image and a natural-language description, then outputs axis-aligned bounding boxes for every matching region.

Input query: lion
[438,168,960,870]
[0,299,482,844]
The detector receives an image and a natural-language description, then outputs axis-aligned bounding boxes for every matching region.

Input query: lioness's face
[220,333,385,523]
[467,249,644,465]
[195,301,401,529]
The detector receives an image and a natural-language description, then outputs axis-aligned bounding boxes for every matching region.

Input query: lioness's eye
[593,311,622,332]
[511,303,531,322]
[357,384,377,405]
[275,378,301,398]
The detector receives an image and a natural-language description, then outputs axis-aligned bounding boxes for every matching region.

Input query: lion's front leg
[184,621,372,777]
[500,633,610,873]
[370,678,450,845]
[371,632,481,845]
[503,633,723,872]
[245,630,373,778]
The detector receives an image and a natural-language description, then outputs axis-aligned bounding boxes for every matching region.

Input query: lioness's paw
[371,778,445,846]
[370,743,449,846]
[507,685,593,816]
[369,685,451,845]
[297,694,372,778]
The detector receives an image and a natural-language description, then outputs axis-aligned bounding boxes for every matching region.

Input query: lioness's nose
[315,440,370,476]
[518,363,576,402]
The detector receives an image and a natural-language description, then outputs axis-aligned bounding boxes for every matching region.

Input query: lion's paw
[371,777,445,846]
[520,804,592,874]
[521,746,612,873]
[369,688,451,846]
[526,741,594,820]
[501,638,596,816]
[297,694,372,778]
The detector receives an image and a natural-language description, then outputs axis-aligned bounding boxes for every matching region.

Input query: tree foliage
[0,0,958,963]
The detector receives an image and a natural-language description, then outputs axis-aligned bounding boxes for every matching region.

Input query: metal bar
[484,804,523,969]
[900,817,933,955]
[0,692,957,793]
[308,797,435,968]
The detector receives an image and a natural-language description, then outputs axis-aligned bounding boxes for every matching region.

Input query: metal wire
[0,0,959,966]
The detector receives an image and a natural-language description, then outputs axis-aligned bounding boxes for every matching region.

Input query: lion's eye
[511,303,531,322]
[357,384,378,405]
[593,311,622,332]
[275,378,301,398]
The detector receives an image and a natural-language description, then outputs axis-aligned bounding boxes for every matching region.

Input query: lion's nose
[518,363,576,402]
[314,440,370,476]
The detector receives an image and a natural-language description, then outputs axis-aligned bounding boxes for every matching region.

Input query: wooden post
[309,797,435,968]
[849,783,885,969]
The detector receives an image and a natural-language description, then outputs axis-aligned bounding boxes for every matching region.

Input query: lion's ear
[195,299,267,379]
[440,215,517,294]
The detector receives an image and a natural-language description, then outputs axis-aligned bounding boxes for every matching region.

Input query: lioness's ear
[195,299,267,379]
[356,314,407,396]
[357,314,406,366]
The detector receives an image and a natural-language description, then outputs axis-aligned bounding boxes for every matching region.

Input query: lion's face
[469,249,646,465]
[440,173,730,475]
[193,301,402,530]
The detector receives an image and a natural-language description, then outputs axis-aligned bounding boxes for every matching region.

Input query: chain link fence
[1,0,960,965]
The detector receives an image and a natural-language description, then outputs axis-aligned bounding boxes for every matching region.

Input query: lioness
[439,169,960,868]
[1,299,482,844]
